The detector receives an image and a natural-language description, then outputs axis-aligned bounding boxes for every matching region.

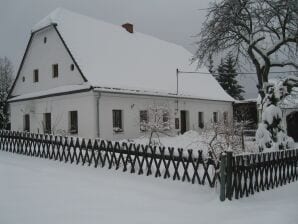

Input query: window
[198,112,204,128]
[112,110,123,132]
[43,113,51,134]
[223,111,228,123]
[162,110,169,123]
[69,111,78,134]
[22,76,25,82]
[33,69,39,82]
[70,64,75,71]
[23,114,30,132]
[175,118,179,129]
[43,37,47,43]
[52,64,59,78]
[139,110,148,131]
[213,112,218,123]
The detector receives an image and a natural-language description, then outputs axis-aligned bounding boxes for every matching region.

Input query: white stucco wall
[98,92,233,140]
[10,91,97,138]
[12,26,85,96]
[10,91,233,141]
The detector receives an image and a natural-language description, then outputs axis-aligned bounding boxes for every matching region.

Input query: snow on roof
[32,8,234,102]
[8,84,90,102]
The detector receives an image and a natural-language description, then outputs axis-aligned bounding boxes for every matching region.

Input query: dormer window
[52,64,59,78]
[33,69,39,82]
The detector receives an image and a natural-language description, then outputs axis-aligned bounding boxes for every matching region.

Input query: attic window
[70,64,74,71]
[33,69,39,82]
[52,64,59,78]
[22,76,25,82]
[44,37,47,43]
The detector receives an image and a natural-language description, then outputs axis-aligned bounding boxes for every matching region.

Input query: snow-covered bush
[256,79,297,152]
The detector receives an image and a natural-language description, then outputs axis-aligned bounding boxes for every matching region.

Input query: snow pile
[31,8,234,102]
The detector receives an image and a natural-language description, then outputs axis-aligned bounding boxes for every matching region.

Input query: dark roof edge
[53,25,88,82]
[8,87,93,103]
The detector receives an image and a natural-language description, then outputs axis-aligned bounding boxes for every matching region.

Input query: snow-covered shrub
[256,79,296,152]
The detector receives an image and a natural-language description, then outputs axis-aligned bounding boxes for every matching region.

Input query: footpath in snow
[0,150,297,224]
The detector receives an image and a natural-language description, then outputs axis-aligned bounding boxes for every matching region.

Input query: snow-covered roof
[31,8,234,102]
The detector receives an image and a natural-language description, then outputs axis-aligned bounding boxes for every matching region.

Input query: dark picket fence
[0,130,219,188]
[220,149,298,201]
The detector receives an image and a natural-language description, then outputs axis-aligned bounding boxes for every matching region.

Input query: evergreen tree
[216,54,244,100]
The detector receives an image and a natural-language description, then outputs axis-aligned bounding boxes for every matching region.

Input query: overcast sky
[0,0,259,98]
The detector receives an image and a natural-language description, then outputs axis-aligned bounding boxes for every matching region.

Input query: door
[287,112,298,142]
[180,110,188,134]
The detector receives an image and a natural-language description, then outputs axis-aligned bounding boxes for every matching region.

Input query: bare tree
[0,57,13,129]
[193,0,298,98]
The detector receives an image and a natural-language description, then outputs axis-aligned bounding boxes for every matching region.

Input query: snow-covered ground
[0,150,297,224]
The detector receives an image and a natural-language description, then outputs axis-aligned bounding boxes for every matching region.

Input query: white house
[8,8,234,140]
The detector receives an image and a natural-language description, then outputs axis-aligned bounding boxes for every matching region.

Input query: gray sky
[0,0,258,98]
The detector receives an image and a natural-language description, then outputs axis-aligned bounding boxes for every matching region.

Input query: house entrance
[180,110,189,134]
[286,112,298,142]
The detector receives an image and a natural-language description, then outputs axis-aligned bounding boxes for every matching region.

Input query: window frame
[213,112,218,123]
[112,110,123,132]
[69,111,78,134]
[23,114,30,132]
[33,69,39,83]
[139,110,148,132]
[198,111,204,128]
[43,113,51,134]
[52,64,59,78]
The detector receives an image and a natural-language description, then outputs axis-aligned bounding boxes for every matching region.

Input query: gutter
[95,91,101,138]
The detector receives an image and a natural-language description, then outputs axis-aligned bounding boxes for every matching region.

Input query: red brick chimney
[122,23,134,33]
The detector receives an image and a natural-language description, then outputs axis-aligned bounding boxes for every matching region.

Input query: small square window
[52,64,59,78]
[33,69,39,82]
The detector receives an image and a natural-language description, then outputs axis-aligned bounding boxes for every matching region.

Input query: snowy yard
[0,150,298,224]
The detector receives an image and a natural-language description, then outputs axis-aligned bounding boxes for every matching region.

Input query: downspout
[95,91,101,138]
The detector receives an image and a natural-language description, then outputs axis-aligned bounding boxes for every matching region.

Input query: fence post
[226,151,233,200]
[220,152,227,201]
